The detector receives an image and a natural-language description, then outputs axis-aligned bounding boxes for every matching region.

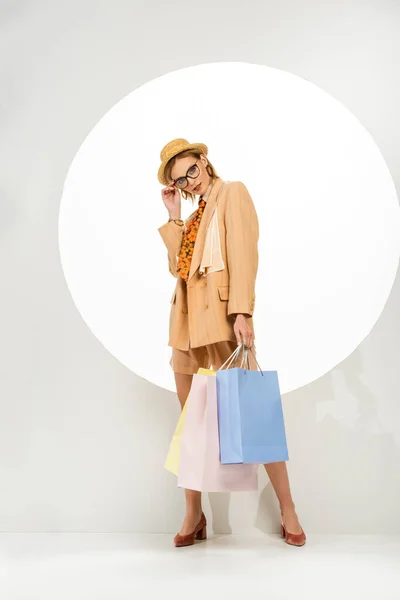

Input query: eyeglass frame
[171,159,201,190]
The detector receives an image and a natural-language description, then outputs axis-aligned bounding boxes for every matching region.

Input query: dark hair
[164,150,219,203]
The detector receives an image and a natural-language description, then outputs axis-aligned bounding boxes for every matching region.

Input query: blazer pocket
[217,286,229,301]
[170,289,177,304]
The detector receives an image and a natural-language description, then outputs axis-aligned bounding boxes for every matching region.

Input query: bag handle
[218,343,244,370]
[242,346,264,376]
[218,342,264,376]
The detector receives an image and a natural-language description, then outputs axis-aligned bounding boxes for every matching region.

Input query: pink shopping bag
[177,368,258,492]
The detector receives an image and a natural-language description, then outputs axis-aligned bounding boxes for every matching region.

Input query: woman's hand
[161,182,181,219]
[233,314,254,348]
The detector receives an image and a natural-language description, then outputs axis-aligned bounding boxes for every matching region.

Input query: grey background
[0,0,399,533]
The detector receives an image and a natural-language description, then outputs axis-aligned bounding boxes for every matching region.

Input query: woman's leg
[245,345,303,534]
[174,372,193,410]
[174,371,203,535]
[263,462,302,533]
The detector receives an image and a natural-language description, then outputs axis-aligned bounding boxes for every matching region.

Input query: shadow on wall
[254,345,400,535]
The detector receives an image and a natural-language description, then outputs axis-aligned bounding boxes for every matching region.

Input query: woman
[157,138,306,547]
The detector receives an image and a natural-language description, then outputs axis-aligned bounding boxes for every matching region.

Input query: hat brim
[158,142,208,185]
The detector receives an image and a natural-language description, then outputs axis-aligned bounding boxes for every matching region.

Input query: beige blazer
[157,177,259,351]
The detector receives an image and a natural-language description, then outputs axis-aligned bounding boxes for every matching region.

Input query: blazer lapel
[188,177,225,282]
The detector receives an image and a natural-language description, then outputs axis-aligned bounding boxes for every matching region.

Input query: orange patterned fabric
[176,199,206,282]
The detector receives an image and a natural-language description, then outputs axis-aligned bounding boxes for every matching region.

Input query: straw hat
[157,138,208,185]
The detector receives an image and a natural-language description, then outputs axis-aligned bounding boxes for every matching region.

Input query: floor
[1,533,399,599]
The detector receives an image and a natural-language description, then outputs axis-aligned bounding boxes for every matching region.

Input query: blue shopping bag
[216,344,289,465]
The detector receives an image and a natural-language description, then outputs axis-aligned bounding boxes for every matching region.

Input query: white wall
[0,0,399,534]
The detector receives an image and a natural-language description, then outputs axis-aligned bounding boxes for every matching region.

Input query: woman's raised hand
[161,182,181,219]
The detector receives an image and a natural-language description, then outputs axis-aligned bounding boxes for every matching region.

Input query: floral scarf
[176,198,206,282]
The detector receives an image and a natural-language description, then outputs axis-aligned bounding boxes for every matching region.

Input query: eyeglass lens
[175,163,200,189]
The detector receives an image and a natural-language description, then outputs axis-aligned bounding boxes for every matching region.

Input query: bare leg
[263,462,303,533]
[174,372,203,535]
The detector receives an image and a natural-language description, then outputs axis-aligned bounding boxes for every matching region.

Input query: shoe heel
[280,524,286,538]
[195,525,207,540]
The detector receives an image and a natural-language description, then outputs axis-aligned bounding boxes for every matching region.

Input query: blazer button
[182,307,188,314]
[203,281,207,286]
[205,304,208,309]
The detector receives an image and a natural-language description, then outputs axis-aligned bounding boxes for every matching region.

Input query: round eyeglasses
[173,160,200,189]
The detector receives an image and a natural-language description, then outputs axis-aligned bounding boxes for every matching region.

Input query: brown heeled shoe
[174,512,207,547]
[280,508,306,546]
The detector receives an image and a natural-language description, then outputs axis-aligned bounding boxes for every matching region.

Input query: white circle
[58,62,400,394]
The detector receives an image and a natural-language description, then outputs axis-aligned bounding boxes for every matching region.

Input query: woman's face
[170,154,211,196]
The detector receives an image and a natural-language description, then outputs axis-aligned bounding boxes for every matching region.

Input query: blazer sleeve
[224,181,259,318]
[157,220,185,278]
